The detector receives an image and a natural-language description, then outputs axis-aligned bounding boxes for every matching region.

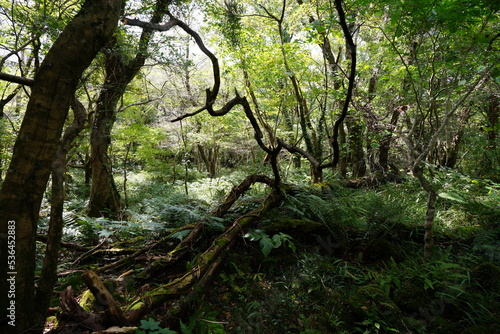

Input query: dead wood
[36,234,89,252]
[82,270,131,327]
[150,175,276,270]
[55,286,104,333]
[126,186,285,325]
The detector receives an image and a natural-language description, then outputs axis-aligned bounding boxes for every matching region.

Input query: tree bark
[34,98,88,328]
[379,106,403,173]
[0,1,121,332]
[481,93,499,175]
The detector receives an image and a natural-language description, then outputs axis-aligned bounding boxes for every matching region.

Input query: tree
[0,1,121,332]
[87,0,172,218]
[369,0,499,259]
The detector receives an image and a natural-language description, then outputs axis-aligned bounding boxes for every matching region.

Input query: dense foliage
[0,0,498,333]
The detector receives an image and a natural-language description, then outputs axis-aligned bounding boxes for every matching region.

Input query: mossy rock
[348,284,402,325]
[428,316,459,334]
[470,262,500,290]
[393,281,430,313]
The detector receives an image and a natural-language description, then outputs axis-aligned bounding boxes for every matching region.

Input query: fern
[358,194,407,250]
[473,229,500,261]
[283,189,365,248]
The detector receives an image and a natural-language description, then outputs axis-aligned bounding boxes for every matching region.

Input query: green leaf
[244,229,268,241]
[140,318,162,331]
[260,238,274,257]
[272,234,283,248]
[438,192,467,204]
[179,320,192,334]
[171,229,193,241]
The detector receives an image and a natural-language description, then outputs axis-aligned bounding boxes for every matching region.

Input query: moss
[79,289,95,312]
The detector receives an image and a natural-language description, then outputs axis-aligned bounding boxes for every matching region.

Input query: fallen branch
[126,186,285,325]
[82,270,131,327]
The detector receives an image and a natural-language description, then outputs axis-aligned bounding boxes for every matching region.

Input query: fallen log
[149,175,276,270]
[55,286,105,333]
[82,270,131,327]
[126,185,285,325]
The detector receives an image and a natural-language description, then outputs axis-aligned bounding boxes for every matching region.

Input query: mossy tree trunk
[0,1,121,332]
[34,98,88,328]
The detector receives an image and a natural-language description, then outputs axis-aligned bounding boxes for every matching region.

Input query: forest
[0,0,498,333]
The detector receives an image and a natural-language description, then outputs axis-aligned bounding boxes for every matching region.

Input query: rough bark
[34,98,88,328]
[0,1,121,332]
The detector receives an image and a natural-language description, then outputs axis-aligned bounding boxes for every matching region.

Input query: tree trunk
[0,1,121,333]
[379,105,403,173]
[34,98,88,328]
[347,115,366,178]
[412,166,436,261]
[439,107,470,168]
[88,0,169,218]
[197,144,218,178]
[481,93,499,175]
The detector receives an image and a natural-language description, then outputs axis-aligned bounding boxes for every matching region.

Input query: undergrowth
[39,167,499,333]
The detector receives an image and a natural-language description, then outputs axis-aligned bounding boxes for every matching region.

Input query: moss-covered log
[150,175,276,269]
[126,186,284,324]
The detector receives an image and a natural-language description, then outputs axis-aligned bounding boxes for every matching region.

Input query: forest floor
[42,169,499,334]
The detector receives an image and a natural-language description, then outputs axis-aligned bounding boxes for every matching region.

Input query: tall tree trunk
[88,0,169,218]
[379,105,403,173]
[0,1,120,333]
[481,93,499,175]
[34,98,88,328]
